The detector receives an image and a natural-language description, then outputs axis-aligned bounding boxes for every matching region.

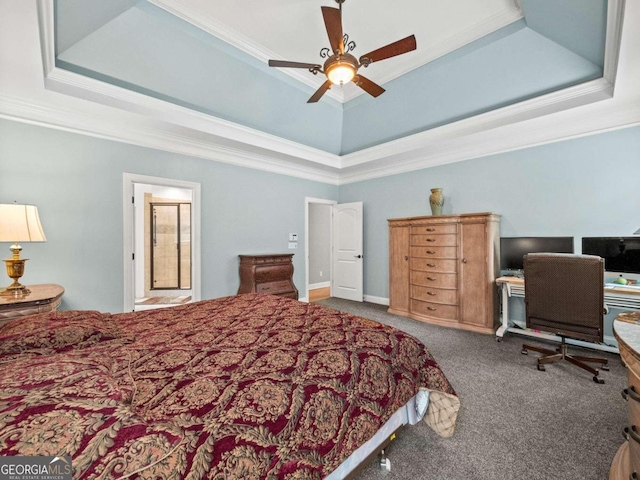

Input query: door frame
[123,173,201,312]
[304,197,336,302]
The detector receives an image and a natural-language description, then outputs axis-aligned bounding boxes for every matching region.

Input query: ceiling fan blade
[308,79,332,103]
[269,60,321,70]
[321,6,343,55]
[355,75,385,98]
[359,35,417,64]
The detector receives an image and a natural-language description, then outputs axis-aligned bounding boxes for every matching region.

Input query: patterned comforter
[0,294,460,479]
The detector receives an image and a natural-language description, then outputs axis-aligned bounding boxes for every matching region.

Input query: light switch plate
[288,242,297,249]
[289,233,298,242]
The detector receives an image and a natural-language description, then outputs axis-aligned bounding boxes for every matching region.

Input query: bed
[0,293,460,479]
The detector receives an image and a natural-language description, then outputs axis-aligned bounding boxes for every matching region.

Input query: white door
[332,202,363,301]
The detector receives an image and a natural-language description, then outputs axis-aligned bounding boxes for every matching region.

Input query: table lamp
[0,204,47,296]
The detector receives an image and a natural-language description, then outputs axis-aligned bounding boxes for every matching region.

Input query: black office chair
[521,253,609,383]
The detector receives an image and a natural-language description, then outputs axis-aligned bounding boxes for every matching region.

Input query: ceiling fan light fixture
[325,54,358,85]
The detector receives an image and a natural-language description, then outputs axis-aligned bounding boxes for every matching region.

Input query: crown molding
[149,0,523,104]
[604,0,626,87]
[0,92,341,185]
[337,100,640,184]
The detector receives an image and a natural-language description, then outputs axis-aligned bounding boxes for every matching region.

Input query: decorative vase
[429,188,444,215]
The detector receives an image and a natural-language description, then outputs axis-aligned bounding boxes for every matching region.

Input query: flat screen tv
[582,237,640,274]
[500,237,574,272]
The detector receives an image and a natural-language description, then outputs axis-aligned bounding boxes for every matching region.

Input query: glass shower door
[151,203,191,290]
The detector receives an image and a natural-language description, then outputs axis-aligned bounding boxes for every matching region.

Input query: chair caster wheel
[521,349,528,355]
[537,364,545,371]
[593,376,604,384]
[601,365,610,371]
[496,336,502,342]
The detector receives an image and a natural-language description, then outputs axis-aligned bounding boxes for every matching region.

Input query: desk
[495,276,640,353]
[0,284,64,324]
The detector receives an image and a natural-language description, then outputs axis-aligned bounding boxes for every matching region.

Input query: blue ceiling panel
[55,0,136,55]
[522,0,607,68]
[340,25,603,154]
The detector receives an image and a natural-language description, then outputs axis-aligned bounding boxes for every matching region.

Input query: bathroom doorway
[123,173,201,312]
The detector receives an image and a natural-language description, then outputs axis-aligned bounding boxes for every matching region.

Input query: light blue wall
[339,126,640,297]
[338,126,640,337]
[0,119,338,313]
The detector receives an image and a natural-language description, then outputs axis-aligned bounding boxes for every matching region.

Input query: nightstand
[0,284,64,324]
[237,254,298,300]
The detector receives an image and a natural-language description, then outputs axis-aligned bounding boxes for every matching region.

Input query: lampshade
[0,204,47,243]
[0,204,46,296]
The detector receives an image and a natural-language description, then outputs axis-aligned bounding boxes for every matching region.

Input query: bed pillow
[0,310,128,356]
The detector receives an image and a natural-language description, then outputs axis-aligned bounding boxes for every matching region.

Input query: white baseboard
[364,295,390,306]
[309,281,330,290]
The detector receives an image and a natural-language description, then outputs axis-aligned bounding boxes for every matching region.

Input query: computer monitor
[500,237,574,272]
[582,237,640,274]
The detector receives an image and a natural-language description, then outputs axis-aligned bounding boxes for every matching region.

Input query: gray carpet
[316,298,626,480]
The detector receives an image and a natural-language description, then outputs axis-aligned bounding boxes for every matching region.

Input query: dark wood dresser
[237,254,298,300]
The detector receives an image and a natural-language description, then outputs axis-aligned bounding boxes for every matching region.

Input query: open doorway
[123,174,201,312]
[306,198,335,302]
[135,184,192,310]
[305,198,363,303]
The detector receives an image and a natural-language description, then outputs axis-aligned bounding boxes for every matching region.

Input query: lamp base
[2,258,30,297]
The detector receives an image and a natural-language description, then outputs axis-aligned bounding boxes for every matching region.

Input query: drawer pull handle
[262,286,270,290]
[622,386,640,403]
[427,292,436,296]
[426,228,435,232]
[427,307,437,311]
[462,258,467,264]
[426,239,436,242]
[427,277,437,281]
[404,256,409,261]
[624,426,640,444]
[427,263,436,267]
[426,250,435,254]
[631,473,638,480]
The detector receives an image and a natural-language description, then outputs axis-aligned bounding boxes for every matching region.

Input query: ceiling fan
[268,0,417,103]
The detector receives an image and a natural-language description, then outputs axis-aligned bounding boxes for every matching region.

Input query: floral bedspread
[0,294,459,479]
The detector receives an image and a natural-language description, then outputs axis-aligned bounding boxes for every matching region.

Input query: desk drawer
[411,271,457,289]
[410,246,458,259]
[411,224,457,235]
[412,258,457,273]
[411,285,458,305]
[411,299,459,320]
[411,234,457,247]
[257,280,292,294]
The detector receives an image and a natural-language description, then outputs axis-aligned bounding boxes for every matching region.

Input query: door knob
[355,255,363,258]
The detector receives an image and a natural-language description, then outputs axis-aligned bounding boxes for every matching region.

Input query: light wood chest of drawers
[388,213,500,334]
